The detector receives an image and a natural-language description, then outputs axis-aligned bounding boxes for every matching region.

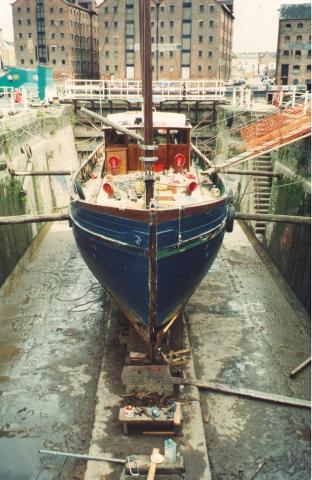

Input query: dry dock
[0,221,310,480]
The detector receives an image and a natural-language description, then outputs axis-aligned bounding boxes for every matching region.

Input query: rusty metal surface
[240,103,311,151]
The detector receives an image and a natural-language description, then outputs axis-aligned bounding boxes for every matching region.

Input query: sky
[0,0,309,52]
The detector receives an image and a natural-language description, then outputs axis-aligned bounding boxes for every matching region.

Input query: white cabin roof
[106,111,190,129]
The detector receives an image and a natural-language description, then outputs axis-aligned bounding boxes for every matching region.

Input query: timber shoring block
[125,454,185,475]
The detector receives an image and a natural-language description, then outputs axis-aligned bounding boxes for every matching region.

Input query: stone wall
[215,104,311,311]
[0,106,79,287]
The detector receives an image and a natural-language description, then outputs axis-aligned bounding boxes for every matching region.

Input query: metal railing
[58,79,226,102]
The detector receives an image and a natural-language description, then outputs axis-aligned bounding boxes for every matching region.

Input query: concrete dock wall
[215,105,311,311]
[0,106,79,287]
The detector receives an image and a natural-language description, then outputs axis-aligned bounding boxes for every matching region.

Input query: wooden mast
[139,0,156,207]
[139,0,158,359]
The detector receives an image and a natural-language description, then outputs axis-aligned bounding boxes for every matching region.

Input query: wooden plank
[143,431,176,436]
[0,213,70,225]
[185,380,311,409]
[173,402,181,426]
[147,448,159,480]
[235,212,311,225]
[290,357,311,378]
[11,170,72,176]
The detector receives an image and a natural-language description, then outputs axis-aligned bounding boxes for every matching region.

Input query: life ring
[74,179,86,200]
[226,204,236,232]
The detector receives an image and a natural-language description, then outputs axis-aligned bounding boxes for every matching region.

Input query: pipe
[0,213,70,225]
[80,106,144,142]
[235,212,311,225]
[39,449,125,465]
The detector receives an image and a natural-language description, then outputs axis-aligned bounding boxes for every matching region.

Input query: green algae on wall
[265,138,311,311]
[0,178,33,286]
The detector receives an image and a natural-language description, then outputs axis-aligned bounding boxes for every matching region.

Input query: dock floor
[0,221,310,479]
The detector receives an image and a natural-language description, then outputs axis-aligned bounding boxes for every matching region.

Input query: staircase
[253,153,273,236]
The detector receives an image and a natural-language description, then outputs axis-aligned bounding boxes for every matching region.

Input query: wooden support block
[173,403,181,427]
[147,448,159,480]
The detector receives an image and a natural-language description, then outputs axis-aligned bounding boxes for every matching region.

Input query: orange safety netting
[240,103,311,152]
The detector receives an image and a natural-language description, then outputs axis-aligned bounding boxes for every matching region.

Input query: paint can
[164,438,177,463]
[123,405,135,418]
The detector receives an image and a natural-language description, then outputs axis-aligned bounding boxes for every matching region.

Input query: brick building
[98,0,234,81]
[276,3,311,89]
[12,0,99,79]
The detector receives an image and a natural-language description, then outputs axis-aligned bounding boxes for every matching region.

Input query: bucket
[164,438,177,463]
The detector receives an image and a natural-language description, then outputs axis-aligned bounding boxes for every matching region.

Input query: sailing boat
[69,0,231,358]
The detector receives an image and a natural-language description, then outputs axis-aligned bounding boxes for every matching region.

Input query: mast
[139,0,157,207]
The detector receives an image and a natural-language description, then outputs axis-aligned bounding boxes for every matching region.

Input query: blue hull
[70,200,227,333]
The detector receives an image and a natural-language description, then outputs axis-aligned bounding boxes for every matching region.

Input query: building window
[60,8,63,13]
[51,19,54,25]
[27,19,31,25]
[293,65,300,71]
[283,50,289,56]
[307,65,311,71]
[308,50,311,57]
[30,59,33,64]
[199,36,203,43]
[209,36,214,43]
[284,35,290,41]
[50,8,54,13]
[208,65,212,72]
[105,51,109,57]
[285,23,291,28]
[160,65,164,71]
[21,59,24,64]
[293,79,299,85]
[61,46,65,52]
[199,20,203,28]
[169,51,173,57]
[105,65,109,71]
[209,5,215,13]
[18,19,22,25]
[160,36,164,43]
[170,21,174,28]
[61,33,64,39]
[19,33,23,38]
[114,51,118,58]
[28,33,32,38]
[209,20,214,27]
[160,21,164,27]
[198,50,202,57]
[160,51,164,57]
[297,23,303,28]
[114,21,118,28]
[62,59,65,64]
[200,4,204,12]
[52,59,56,64]
[114,65,118,71]
[297,35,302,42]
[27,7,30,12]
[17,7,21,13]
[113,6,117,12]
[51,33,55,39]
[198,65,202,71]
[208,51,213,57]
[170,35,174,42]
[105,37,109,44]
[295,50,301,57]
[60,20,64,26]
[104,7,108,13]
[51,46,56,52]
[170,5,175,13]
[113,37,118,44]
[20,46,24,51]
[160,6,165,12]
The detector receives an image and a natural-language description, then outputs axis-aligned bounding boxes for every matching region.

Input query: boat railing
[74,140,105,186]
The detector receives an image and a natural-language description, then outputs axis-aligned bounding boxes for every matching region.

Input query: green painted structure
[0,65,53,100]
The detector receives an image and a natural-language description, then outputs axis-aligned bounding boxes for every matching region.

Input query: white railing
[58,79,226,102]
[230,84,308,109]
